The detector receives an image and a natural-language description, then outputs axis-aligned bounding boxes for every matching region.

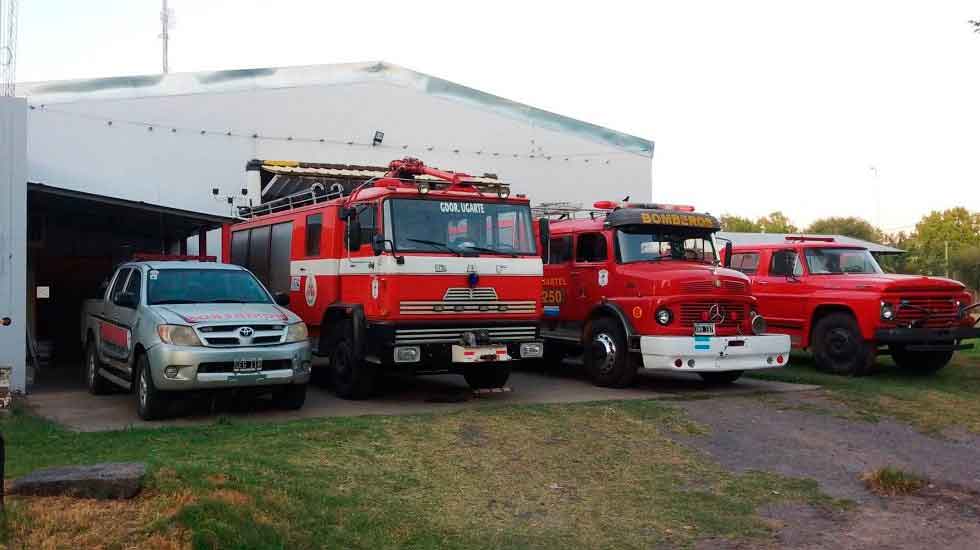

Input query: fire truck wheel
[812,312,874,376]
[890,346,953,374]
[464,365,511,389]
[275,383,308,410]
[86,340,112,395]
[585,318,636,388]
[135,354,169,421]
[698,370,744,384]
[330,337,378,400]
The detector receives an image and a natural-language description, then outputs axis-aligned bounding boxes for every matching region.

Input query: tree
[720,214,761,232]
[951,245,980,291]
[907,208,980,277]
[878,231,913,274]
[971,19,980,33]
[805,217,884,243]
[757,211,798,234]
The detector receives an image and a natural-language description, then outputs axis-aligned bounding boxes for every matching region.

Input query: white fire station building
[0,61,654,393]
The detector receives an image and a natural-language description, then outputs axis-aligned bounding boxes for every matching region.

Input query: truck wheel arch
[585,302,637,350]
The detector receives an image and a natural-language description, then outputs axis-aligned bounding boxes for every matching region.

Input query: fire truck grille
[681,280,748,294]
[678,301,748,327]
[394,326,538,344]
[399,301,536,315]
[894,296,960,328]
[444,287,499,301]
[196,324,288,347]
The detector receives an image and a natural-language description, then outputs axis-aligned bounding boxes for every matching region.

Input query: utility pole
[159,0,172,74]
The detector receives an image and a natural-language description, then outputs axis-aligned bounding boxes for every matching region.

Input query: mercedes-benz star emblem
[708,304,726,323]
[239,327,255,338]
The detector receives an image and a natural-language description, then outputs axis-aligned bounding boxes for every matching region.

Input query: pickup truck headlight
[285,322,309,343]
[880,301,895,321]
[157,325,203,347]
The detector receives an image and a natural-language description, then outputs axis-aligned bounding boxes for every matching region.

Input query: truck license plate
[693,323,716,336]
[451,345,511,363]
[233,358,263,373]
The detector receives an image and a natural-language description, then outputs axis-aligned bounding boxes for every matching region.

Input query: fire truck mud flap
[638,334,791,372]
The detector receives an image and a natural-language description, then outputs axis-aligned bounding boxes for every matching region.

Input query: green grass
[750,347,980,434]
[860,466,926,496]
[0,400,841,549]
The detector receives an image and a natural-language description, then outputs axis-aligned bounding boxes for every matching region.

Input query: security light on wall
[373,131,384,146]
[212,188,219,195]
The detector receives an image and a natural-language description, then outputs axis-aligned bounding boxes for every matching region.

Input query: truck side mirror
[371,233,386,256]
[538,218,550,259]
[347,219,363,250]
[339,206,355,221]
[113,292,138,309]
[723,241,733,268]
[274,292,291,307]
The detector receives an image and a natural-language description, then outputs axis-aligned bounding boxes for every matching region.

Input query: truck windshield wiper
[405,238,462,256]
[150,299,195,305]
[200,299,251,304]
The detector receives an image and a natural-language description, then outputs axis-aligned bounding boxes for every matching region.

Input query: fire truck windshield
[804,247,883,274]
[616,227,717,264]
[386,198,537,256]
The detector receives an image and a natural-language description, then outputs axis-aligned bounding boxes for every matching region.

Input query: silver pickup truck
[81,259,312,420]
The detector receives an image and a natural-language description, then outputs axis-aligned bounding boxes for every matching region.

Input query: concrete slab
[26,366,818,433]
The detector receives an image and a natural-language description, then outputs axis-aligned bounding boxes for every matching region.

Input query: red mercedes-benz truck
[225,158,544,399]
[535,201,791,387]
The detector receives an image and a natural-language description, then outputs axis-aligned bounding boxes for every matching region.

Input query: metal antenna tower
[159,0,174,73]
[0,0,18,96]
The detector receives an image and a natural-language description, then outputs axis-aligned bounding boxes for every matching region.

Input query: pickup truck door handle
[756,280,769,285]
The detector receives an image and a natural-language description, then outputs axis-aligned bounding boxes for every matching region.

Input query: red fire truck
[224,158,544,399]
[726,237,980,375]
[536,201,790,386]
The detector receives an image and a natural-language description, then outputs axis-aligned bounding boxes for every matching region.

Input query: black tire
[890,346,953,375]
[85,340,112,395]
[699,370,744,384]
[330,325,378,400]
[463,365,511,389]
[584,318,636,388]
[275,383,308,410]
[135,353,169,420]
[811,312,875,376]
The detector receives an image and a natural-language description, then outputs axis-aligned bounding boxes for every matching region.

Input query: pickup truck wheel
[464,365,511,389]
[812,313,874,376]
[890,346,953,375]
[699,370,744,384]
[585,318,636,388]
[275,383,308,410]
[86,340,112,395]
[135,354,169,420]
[330,330,377,400]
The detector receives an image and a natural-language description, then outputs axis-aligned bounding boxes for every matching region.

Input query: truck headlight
[157,325,203,347]
[880,301,895,321]
[520,342,544,358]
[285,322,309,343]
[655,308,673,326]
[750,312,767,335]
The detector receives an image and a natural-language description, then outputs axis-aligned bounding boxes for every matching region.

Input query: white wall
[0,97,28,393]
[21,64,652,225]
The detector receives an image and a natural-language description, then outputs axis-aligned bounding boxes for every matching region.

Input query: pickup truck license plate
[693,323,716,336]
[233,358,263,373]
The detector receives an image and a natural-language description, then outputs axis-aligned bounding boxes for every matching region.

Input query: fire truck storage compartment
[26,183,231,381]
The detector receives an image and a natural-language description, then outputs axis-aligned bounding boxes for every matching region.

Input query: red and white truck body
[224,158,544,398]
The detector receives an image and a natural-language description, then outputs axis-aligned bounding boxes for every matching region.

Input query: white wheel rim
[88,352,96,385]
[138,368,148,409]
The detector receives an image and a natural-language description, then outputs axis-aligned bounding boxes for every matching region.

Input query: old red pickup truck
[726,237,980,375]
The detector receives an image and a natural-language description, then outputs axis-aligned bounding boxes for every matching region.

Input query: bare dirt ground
[677,392,980,549]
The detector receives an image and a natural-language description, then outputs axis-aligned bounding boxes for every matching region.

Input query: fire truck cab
[226,158,544,399]
[537,202,791,386]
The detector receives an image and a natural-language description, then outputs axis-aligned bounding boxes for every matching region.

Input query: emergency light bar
[592,201,696,212]
[785,236,836,242]
[132,253,218,262]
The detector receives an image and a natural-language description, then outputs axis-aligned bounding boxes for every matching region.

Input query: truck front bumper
[874,326,980,352]
[638,334,791,372]
[147,341,312,391]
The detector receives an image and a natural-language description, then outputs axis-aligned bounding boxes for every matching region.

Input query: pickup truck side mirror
[723,241,733,268]
[274,292,290,307]
[113,291,138,309]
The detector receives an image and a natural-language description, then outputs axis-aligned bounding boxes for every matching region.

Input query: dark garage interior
[26,183,231,389]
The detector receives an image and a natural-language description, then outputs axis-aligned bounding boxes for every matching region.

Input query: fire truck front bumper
[874,326,980,352]
[638,334,791,372]
[367,322,543,366]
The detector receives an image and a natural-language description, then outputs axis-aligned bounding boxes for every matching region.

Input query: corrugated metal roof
[717,232,904,254]
[18,61,654,157]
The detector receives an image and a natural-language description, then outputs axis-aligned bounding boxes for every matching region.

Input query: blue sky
[16,0,980,230]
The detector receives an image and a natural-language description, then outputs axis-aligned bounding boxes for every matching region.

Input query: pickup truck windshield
[804,247,883,274]
[617,227,717,264]
[147,269,272,305]
[386,198,536,256]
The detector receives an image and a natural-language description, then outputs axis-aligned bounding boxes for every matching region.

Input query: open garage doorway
[26,183,232,391]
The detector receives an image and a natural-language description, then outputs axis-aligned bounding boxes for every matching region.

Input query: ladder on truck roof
[238,185,349,219]
[532,202,609,221]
